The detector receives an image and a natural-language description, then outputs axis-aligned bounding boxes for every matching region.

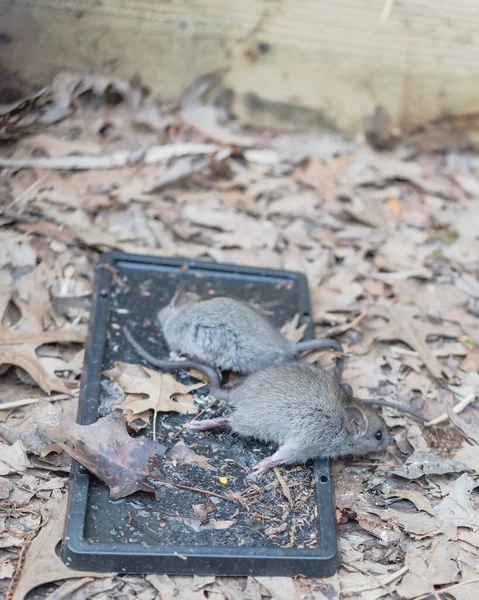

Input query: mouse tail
[295,338,344,380]
[124,327,230,402]
[359,398,428,423]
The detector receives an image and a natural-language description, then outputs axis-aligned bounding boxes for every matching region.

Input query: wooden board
[2,0,479,134]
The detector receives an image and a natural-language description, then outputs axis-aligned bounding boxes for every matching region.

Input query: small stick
[318,311,366,339]
[426,393,476,426]
[149,477,234,503]
[0,394,72,411]
[274,468,293,506]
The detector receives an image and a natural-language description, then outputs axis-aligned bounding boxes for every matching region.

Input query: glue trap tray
[62,251,339,576]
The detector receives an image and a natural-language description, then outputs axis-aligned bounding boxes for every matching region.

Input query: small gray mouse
[188,361,392,477]
[158,283,344,376]
[123,328,407,477]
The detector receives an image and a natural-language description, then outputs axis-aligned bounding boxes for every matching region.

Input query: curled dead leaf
[168,440,213,470]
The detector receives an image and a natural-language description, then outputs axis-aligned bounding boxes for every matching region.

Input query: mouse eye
[375,430,382,441]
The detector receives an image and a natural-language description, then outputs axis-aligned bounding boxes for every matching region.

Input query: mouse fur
[159,292,297,374]
[188,361,391,476]
[158,286,342,375]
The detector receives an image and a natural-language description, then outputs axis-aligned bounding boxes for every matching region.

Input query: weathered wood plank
[1,0,479,134]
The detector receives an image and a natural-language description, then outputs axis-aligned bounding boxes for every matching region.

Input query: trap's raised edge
[61,251,340,577]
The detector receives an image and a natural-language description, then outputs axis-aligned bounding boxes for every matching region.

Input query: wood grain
[2,0,479,133]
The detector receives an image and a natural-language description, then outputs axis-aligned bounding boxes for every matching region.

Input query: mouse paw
[186,417,230,431]
[250,459,275,479]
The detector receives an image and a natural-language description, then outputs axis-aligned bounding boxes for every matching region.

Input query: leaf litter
[0,68,478,600]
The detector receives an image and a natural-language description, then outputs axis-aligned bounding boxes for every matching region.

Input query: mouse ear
[171,281,188,307]
[344,406,367,437]
[341,383,354,398]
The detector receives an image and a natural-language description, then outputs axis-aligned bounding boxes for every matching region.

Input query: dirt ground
[0,71,478,600]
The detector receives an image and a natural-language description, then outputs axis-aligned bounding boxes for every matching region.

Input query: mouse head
[158,282,201,326]
[342,403,391,457]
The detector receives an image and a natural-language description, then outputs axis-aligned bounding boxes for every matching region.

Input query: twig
[0,210,39,223]
[274,468,293,506]
[96,262,124,289]
[6,174,48,211]
[0,393,73,411]
[6,528,38,600]
[152,410,158,443]
[341,564,408,594]
[318,311,366,339]
[0,143,218,171]
[415,578,479,600]
[426,393,476,426]
[149,477,234,503]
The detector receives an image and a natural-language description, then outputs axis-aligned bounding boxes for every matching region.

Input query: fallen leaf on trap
[203,520,234,530]
[168,441,213,470]
[280,313,307,343]
[38,412,167,499]
[218,476,228,485]
[265,522,288,537]
[105,361,203,416]
[193,498,216,520]
[392,451,471,480]
[10,494,111,600]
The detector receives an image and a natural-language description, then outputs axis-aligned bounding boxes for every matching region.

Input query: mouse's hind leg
[187,417,230,431]
[251,443,304,478]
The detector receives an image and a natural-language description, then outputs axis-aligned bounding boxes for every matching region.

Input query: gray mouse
[157,283,344,376]
[123,328,429,477]
[188,361,392,476]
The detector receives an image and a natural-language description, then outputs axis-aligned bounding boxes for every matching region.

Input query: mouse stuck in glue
[157,282,344,376]
[124,328,398,478]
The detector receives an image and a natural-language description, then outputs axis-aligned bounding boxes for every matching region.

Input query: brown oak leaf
[38,412,167,499]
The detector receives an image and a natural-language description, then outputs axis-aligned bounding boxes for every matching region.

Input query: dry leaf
[205,520,234,530]
[279,313,307,343]
[180,69,254,147]
[106,361,202,417]
[366,299,447,378]
[10,494,110,600]
[192,498,216,520]
[168,441,213,470]
[0,264,85,394]
[392,451,471,480]
[267,134,357,163]
[254,577,297,600]
[460,348,479,372]
[453,445,479,473]
[435,474,478,528]
[38,412,167,499]
[384,488,435,516]
[0,440,30,475]
[447,402,479,445]
[0,476,14,500]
